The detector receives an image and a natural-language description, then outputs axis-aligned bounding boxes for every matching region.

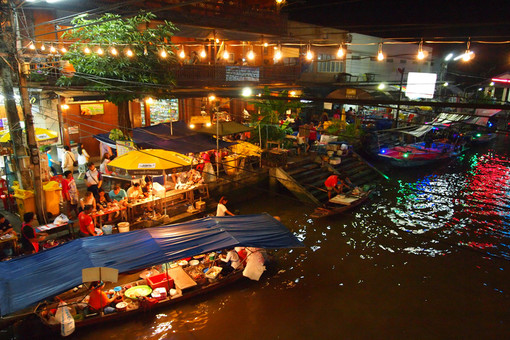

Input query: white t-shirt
[216,203,227,216]
[77,149,90,165]
[221,250,241,269]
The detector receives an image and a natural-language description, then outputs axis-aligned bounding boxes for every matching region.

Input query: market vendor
[20,212,47,254]
[219,248,242,274]
[324,175,347,200]
[78,205,97,237]
[87,281,116,314]
[216,196,235,216]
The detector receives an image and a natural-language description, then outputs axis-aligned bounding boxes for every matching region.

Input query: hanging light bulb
[223,49,229,60]
[49,45,56,53]
[146,97,154,104]
[417,40,425,60]
[247,49,255,60]
[60,46,67,53]
[160,49,168,58]
[28,42,36,50]
[179,46,186,59]
[306,44,313,61]
[96,47,104,55]
[200,49,206,58]
[83,46,91,54]
[263,42,268,47]
[337,44,345,58]
[110,47,118,56]
[126,48,134,57]
[462,39,473,62]
[377,43,384,61]
[40,44,46,51]
[215,38,220,44]
[275,48,282,61]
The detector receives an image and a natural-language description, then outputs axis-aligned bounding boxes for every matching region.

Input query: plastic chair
[0,178,15,212]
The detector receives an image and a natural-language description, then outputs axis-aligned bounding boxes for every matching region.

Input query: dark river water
[5,134,510,339]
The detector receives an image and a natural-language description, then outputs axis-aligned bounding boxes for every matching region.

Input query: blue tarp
[94,122,234,154]
[0,214,303,316]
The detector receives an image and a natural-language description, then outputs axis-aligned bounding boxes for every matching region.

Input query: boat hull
[37,270,244,331]
[311,191,372,218]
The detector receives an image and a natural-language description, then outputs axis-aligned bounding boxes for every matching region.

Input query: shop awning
[0,214,303,316]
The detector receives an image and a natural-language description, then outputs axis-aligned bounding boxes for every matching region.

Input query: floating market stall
[0,214,304,330]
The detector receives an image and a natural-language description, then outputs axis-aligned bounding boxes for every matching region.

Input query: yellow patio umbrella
[230,141,262,156]
[107,149,192,175]
[0,127,58,145]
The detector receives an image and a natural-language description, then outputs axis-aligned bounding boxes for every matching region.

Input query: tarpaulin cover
[195,121,254,137]
[95,122,234,154]
[0,214,303,316]
[139,134,234,154]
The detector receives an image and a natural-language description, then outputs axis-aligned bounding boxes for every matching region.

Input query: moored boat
[0,214,303,335]
[378,141,462,167]
[311,189,373,218]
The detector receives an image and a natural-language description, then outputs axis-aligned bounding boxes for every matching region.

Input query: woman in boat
[87,281,116,315]
[216,196,235,216]
[219,248,242,274]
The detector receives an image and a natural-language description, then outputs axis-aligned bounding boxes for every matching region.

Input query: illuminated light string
[20,35,507,61]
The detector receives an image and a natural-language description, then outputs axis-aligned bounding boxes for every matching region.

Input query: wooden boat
[0,214,303,335]
[36,263,245,330]
[311,190,373,218]
[378,141,461,167]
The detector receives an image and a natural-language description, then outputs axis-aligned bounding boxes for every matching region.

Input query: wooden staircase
[272,153,385,205]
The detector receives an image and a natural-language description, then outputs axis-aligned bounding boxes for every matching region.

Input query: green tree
[57,12,178,134]
[249,87,301,146]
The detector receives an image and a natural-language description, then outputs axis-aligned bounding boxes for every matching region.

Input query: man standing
[63,170,79,218]
[84,162,102,201]
[78,205,96,237]
[61,145,76,174]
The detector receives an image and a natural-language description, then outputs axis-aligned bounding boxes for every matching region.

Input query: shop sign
[226,66,259,82]
[137,163,156,169]
[80,103,104,115]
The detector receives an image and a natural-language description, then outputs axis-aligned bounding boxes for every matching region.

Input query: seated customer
[97,188,111,210]
[108,184,127,206]
[78,205,97,237]
[87,281,116,314]
[127,182,143,202]
[20,212,47,254]
[80,191,97,212]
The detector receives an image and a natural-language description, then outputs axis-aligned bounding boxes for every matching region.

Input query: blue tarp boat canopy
[0,214,303,316]
[94,122,234,154]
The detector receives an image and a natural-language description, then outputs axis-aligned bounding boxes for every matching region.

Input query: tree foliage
[248,87,301,144]
[57,12,179,105]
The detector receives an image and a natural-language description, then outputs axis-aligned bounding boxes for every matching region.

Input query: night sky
[285,0,510,77]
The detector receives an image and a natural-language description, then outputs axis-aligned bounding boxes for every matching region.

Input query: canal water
[5,135,510,339]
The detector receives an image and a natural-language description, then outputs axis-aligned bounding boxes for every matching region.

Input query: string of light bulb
[21,37,482,62]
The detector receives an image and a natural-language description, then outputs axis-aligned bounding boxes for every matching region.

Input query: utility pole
[0,0,46,222]
[395,67,405,128]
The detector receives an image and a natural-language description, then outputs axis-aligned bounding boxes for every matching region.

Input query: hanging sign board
[226,66,259,82]
[80,103,104,115]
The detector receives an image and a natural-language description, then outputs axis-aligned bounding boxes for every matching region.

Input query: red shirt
[88,289,109,311]
[309,128,317,141]
[79,212,93,235]
[325,175,338,188]
[61,179,70,201]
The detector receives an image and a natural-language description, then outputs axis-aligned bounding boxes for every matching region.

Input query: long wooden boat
[0,214,303,335]
[378,142,461,167]
[36,264,245,330]
[311,190,373,218]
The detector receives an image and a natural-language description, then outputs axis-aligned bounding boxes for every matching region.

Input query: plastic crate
[147,273,174,291]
